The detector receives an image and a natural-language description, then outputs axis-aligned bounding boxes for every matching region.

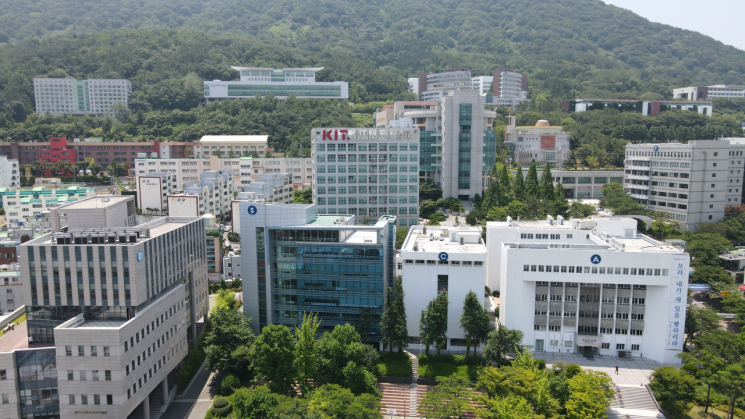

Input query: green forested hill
[2,0,744,95]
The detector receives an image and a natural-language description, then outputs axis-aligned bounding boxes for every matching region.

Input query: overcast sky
[602,0,745,51]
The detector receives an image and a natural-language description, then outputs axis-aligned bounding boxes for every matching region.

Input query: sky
[602,0,745,51]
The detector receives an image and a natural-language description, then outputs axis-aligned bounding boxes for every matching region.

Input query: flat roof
[60,195,130,210]
[345,231,378,244]
[198,135,268,143]
[307,215,352,225]
[231,66,324,72]
[402,226,486,254]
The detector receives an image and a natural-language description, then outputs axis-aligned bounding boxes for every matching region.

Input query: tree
[479,395,540,419]
[381,277,408,352]
[420,181,442,201]
[420,199,438,217]
[233,386,279,419]
[204,309,255,377]
[685,233,732,267]
[650,367,699,419]
[395,226,409,250]
[293,188,312,204]
[483,322,523,366]
[460,290,490,357]
[316,324,380,396]
[689,265,734,292]
[354,308,373,344]
[419,292,448,356]
[565,370,616,419]
[419,375,475,419]
[600,183,649,215]
[499,165,512,201]
[294,313,319,395]
[213,289,238,312]
[713,363,745,419]
[308,384,382,419]
[540,164,555,200]
[680,350,726,414]
[683,308,721,349]
[513,166,525,200]
[525,161,539,197]
[252,324,296,396]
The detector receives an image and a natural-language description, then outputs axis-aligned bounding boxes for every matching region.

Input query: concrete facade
[33,78,131,117]
[504,117,572,168]
[204,67,349,101]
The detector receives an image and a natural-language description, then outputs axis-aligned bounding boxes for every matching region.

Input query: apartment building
[33,78,132,117]
[0,196,209,419]
[2,186,97,226]
[400,225,489,354]
[624,140,745,231]
[504,117,572,168]
[166,170,234,217]
[486,216,689,364]
[204,66,349,101]
[374,91,497,199]
[234,202,396,343]
[310,127,421,226]
[674,85,745,100]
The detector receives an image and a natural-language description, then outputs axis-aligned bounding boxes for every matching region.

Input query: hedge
[210,397,232,417]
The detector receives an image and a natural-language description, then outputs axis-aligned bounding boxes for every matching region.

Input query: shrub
[221,373,240,395]
[566,364,582,378]
[535,359,546,370]
[210,397,232,417]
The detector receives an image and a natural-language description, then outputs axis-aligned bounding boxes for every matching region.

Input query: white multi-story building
[0,156,20,188]
[204,67,349,101]
[674,85,745,100]
[624,139,745,231]
[238,173,293,204]
[486,216,689,364]
[310,127,420,226]
[0,264,23,315]
[504,117,572,168]
[33,78,132,117]
[167,170,234,217]
[512,169,625,199]
[137,172,175,214]
[400,225,488,353]
[222,251,242,281]
[2,186,97,226]
[374,92,497,198]
[192,135,268,159]
[135,156,313,191]
[471,76,493,94]
[0,196,210,419]
[492,69,527,101]
[416,69,473,101]
[408,77,419,96]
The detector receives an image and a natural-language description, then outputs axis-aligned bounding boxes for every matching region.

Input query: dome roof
[535,120,550,127]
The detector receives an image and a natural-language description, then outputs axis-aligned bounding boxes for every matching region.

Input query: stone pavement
[532,352,670,385]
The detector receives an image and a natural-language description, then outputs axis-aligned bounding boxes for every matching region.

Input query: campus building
[135,156,312,191]
[0,195,210,419]
[400,225,489,354]
[2,186,97,226]
[624,139,745,231]
[204,67,349,101]
[310,127,421,226]
[373,91,497,199]
[487,68,528,108]
[471,76,493,94]
[166,170,234,218]
[415,69,473,101]
[674,85,745,100]
[33,78,132,117]
[511,168,624,199]
[192,136,268,159]
[486,216,689,364]
[0,156,20,188]
[504,117,572,168]
[562,98,713,117]
[233,202,396,344]
[137,172,176,214]
[237,173,294,204]
[0,264,23,315]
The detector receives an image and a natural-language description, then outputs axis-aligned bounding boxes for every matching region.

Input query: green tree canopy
[252,324,297,396]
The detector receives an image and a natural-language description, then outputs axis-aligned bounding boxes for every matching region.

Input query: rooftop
[59,195,129,210]
[402,226,486,255]
[231,66,324,72]
[198,135,268,143]
[307,215,353,225]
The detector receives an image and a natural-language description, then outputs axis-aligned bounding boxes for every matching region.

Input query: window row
[406,260,484,266]
[64,345,110,357]
[68,394,113,406]
[66,370,111,381]
[525,265,668,276]
[124,301,183,353]
[316,143,417,152]
[521,233,571,240]
[315,165,419,174]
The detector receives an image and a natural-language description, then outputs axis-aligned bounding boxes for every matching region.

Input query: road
[160,365,219,419]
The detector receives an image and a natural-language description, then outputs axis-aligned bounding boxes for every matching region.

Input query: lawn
[687,405,743,419]
[376,351,412,377]
[417,354,483,381]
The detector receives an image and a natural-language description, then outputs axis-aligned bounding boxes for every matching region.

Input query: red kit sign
[321,130,350,141]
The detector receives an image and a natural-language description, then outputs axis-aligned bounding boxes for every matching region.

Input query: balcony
[630,194,649,200]
[627,174,650,181]
[627,165,651,171]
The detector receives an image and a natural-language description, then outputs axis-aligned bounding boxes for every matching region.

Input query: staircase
[606,384,666,419]
[148,385,164,419]
[378,351,420,417]
[408,352,418,417]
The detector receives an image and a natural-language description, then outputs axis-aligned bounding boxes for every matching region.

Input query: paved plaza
[532,352,671,385]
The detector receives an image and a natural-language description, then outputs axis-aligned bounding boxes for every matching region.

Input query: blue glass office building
[237,203,395,345]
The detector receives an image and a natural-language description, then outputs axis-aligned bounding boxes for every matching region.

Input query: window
[66,346,72,356]
[601,343,610,350]
[91,346,97,356]
[67,370,73,380]
[94,395,100,405]
[80,370,86,381]
[104,346,110,356]
[82,395,88,405]
[107,395,113,405]
[78,346,85,356]
[631,344,640,351]
[630,329,644,336]
[616,344,625,350]
[0,370,5,380]
[69,395,75,405]
[105,370,111,381]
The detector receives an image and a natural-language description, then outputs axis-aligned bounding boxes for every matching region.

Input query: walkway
[378,351,420,418]
[160,363,218,419]
[532,352,666,385]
